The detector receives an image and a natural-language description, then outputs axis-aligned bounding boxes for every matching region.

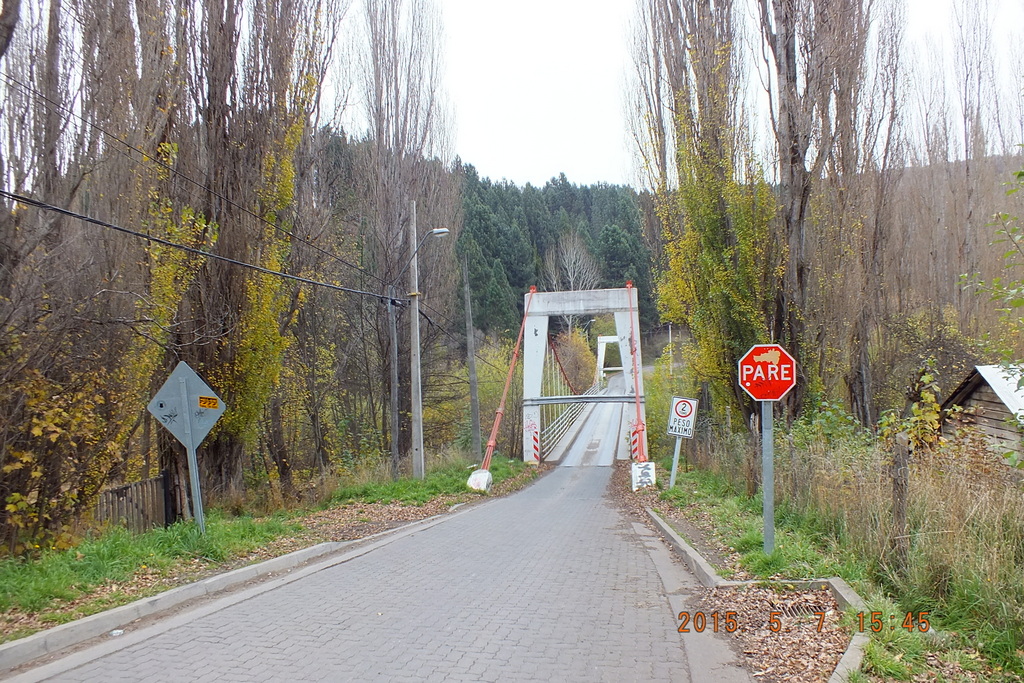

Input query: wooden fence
[93,471,170,534]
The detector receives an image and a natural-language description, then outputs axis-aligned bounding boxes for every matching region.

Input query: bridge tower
[521,287,646,463]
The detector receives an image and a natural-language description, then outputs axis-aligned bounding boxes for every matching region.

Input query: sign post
[147,362,226,534]
[738,344,796,554]
[667,397,698,489]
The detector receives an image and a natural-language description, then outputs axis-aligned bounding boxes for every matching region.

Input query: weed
[0,513,301,614]
[659,409,1024,676]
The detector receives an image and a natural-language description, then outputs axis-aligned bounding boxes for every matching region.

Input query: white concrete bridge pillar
[521,287,646,463]
[522,314,548,463]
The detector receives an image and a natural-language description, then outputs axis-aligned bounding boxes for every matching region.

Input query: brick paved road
[14,466,752,683]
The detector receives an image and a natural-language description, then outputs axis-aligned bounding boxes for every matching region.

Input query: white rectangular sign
[667,396,698,439]
[631,461,656,491]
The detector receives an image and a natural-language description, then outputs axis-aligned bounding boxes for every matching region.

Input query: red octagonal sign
[738,344,796,401]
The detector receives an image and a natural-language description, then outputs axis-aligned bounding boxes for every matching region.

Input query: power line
[417,301,514,376]
[5,188,513,378]
[0,73,384,286]
[0,190,403,303]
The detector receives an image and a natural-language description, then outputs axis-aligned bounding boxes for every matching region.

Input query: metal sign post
[178,376,205,534]
[761,400,774,552]
[669,437,683,489]
[148,362,226,534]
[738,344,796,555]
[667,397,698,489]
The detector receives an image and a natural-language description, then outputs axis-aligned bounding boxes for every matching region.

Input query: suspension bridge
[470,284,648,490]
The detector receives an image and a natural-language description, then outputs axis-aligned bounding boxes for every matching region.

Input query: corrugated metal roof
[975,365,1024,420]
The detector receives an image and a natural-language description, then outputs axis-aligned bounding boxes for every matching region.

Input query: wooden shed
[941,365,1024,455]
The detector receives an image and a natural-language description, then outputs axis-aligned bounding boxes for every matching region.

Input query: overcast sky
[438,0,1023,189]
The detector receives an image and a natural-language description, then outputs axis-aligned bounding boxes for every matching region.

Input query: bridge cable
[547,337,580,396]
[481,286,537,471]
[626,281,647,462]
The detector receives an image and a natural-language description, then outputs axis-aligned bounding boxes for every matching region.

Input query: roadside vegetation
[0,455,532,644]
[646,357,1024,681]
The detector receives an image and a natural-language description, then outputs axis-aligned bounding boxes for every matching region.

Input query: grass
[656,450,1024,680]
[0,511,300,615]
[327,454,526,505]
[0,454,531,640]
[658,465,869,584]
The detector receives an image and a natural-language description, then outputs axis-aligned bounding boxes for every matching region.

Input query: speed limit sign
[667,397,698,438]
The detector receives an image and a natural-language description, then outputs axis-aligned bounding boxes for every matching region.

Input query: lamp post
[582,317,597,346]
[387,285,401,479]
[408,201,448,480]
[386,205,448,481]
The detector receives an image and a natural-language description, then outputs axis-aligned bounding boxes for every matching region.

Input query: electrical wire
[0,73,384,286]
[0,190,404,303]
[1,76,517,368]
[417,299,518,375]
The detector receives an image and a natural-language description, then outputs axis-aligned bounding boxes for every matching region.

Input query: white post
[409,201,425,480]
[521,313,548,462]
[464,259,481,461]
[668,323,673,378]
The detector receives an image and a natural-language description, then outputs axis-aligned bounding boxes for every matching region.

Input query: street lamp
[582,317,597,345]
[387,201,448,481]
[409,207,448,480]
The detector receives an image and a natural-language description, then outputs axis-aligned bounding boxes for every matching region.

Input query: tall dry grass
[694,413,1024,665]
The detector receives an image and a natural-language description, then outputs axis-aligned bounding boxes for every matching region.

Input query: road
[11,420,752,682]
[547,373,630,467]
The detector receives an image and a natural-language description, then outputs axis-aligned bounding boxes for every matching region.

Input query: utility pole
[388,285,400,479]
[464,256,481,461]
[409,201,425,479]
[668,322,673,378]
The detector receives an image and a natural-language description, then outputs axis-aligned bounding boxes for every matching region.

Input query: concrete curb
[645,507,869,683]
[1,488,524,679]
[0,541,347,673]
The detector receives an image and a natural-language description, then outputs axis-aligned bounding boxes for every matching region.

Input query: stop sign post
[738,344,796,554]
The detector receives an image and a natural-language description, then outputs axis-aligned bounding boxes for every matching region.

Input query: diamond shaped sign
[147,362,226,447]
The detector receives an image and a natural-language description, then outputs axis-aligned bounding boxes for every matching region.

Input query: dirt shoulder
[608,460,847,683]
[0,463,550,644]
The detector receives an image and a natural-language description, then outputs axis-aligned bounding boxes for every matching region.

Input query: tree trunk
[268,395,295,501]
[0,0,20,61]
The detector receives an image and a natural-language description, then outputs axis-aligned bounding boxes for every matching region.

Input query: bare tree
[756,0,876,415]
[543,230,601,329]
[544,231,601,294]
[0,0,19,60]
[349,0,459,464]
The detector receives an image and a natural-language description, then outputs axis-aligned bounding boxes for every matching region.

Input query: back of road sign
[147,362,226,447]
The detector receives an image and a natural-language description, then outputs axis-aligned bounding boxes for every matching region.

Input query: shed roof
[943,365,1024,420]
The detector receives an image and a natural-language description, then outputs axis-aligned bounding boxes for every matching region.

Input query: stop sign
[738,344,796,401]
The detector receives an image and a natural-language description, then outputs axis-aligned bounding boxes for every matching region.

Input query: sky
[439,0,635,187]
[438,0,1023,189]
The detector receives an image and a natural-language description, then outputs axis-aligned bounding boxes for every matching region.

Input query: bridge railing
[540,383,599,459]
